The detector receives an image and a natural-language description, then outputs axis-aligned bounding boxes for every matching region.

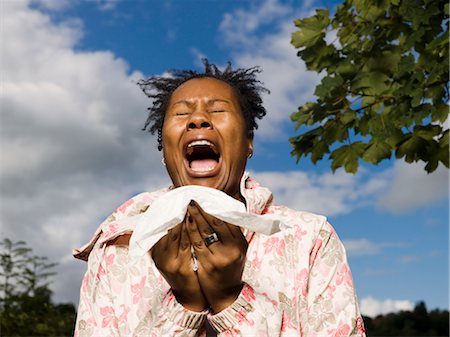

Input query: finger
[186,207,214,259]
[188,201,216,237]
[225,222,246,239]
[152,233,168,253]
[179,222,191,256]
[165,222,181,258]
[208,216,236,238]
[208,218,248,252]
[189,200,234,240]
[167,222,181,245]
[151,232,170,267]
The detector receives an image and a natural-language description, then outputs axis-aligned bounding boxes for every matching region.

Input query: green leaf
[384,128,404,148]
[396,134,429,163]
[439,130,449,168]
[290,0,448,174]
[340,111,356,125]
[314,75,344,98]
[397,54,415,76]
[291,29,325,48]
[294,9,330,30]
[362,140,392,164]
[330,142,365,173]
[335,59,357,79]
[432,102,450,123]
[297,41,339,72]
[291,102,316,128]
[414,124,442,141]
[426,31,449,51]
[323,119,349,143]
[292,9,330,48]
[289,127,323,161]
[311,141,330,163]
[439,129,449,148]
[352,72,390,95]
[365,49,402,76]
[410,89,423,107]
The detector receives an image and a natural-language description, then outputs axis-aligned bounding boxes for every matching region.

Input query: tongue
[190,159,217,171]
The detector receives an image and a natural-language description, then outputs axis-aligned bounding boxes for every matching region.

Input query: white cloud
[96,0,120,11]
[343,239,380,256]
[377,161,449,213]
[1,0,169,304]
[342,239,408,257]
[360,296,414,317]
[251,169,386,216]
[219,0,320,139]
[219,0,291,46]
[397,255,420,264]
[30,0,72,11]
[31,0,121,12]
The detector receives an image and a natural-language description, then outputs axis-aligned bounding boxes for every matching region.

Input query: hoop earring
[161,157,166,166]
[248,151,253,159]
[157,129,163,152]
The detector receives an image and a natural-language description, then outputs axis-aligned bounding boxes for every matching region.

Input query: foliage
[290,0,449,173]
[363,301,449,336]
[0,238,76,336]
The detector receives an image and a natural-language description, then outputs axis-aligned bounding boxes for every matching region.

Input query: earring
[248,151,253,159]
[161,157,166,166]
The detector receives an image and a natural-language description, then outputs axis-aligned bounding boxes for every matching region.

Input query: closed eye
[175,112,191,116]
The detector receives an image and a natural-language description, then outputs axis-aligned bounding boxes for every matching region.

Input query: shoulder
[260,204,339,252]
[73,188,169,261]
[106,190,165,223]
[266,204,330,234]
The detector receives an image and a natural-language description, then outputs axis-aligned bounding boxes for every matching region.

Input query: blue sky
[1,0,448,317]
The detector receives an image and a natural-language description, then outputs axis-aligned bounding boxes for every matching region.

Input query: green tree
[290,0,449,173]
[0,238,76,336]
[362,301,449,336]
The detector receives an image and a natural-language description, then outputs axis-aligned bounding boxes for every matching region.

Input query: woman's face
[162,77,253,198]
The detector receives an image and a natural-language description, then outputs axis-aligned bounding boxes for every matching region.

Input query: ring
[204,232,219,246]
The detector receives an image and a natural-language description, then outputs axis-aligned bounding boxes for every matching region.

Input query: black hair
[138,59,269,151]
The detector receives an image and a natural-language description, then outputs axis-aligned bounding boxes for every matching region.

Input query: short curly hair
[138,59,269,151]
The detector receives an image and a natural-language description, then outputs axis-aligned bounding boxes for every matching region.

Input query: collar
[73,172,273,261]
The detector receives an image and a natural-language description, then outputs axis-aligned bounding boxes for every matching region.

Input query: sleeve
[302,222,366,337]
[74,242,208,337]
[207,283,283,337]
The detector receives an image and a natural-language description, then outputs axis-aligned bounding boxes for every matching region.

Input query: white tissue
[128,185,285,258]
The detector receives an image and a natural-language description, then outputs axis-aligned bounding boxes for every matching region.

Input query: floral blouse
[73,175,366,336]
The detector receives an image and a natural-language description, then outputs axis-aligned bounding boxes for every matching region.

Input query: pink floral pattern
[263,237,285,256]
[100,306,117,329]
[74,174,365,336]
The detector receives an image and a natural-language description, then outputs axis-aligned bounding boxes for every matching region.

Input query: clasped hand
[151,200,248,313]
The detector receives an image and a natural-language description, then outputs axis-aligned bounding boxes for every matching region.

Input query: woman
[74,60,366,336]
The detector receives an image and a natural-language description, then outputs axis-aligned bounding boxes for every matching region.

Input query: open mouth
[185,140,220,174]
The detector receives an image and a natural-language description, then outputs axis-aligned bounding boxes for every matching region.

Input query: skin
[151,77,253,313]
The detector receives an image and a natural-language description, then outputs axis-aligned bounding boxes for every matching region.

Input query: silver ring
[204,232,219,246]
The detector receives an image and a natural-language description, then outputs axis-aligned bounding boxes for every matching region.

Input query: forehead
[169,77,238,104]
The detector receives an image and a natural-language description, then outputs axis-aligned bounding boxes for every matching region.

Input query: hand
[186,200,248,313]
[151,221,207,312]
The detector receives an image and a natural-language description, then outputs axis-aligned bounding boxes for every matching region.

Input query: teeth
[187,140,214,148]
[191,166,215,172]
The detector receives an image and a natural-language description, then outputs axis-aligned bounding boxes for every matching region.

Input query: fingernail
[189,200,195,207]
[188,215,193,223]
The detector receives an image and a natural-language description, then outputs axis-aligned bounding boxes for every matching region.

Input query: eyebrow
[172,98,231,108]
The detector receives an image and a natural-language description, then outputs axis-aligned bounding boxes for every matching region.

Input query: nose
[186,109,213,130]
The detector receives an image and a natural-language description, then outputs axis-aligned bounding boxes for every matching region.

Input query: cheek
[162,122,183,147]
